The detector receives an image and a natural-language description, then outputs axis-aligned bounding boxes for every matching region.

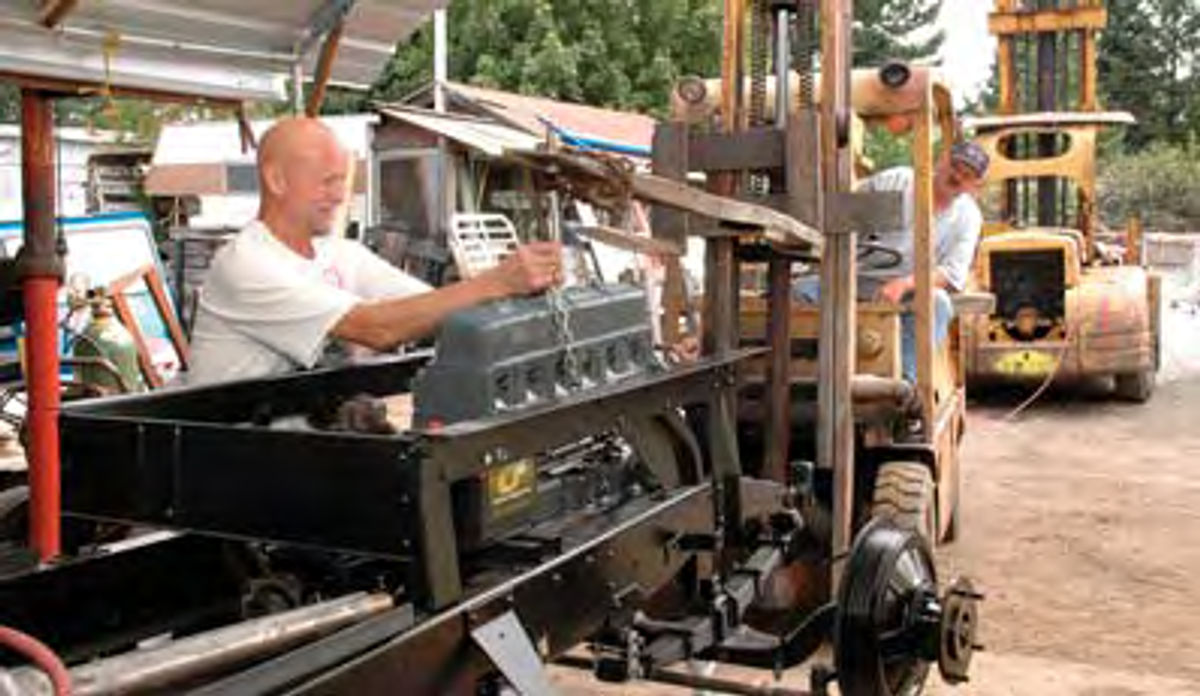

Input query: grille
[989,249,1066,322]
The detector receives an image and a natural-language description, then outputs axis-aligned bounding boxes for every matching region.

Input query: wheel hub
[834,520,983,696]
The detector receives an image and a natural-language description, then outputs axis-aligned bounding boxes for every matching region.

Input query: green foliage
[369,0,722,117]
[863,128,914,171]
[1099,0,1200,149]
[1097,142,1200,231]
[853,0,943,66]
[0,0,946,129]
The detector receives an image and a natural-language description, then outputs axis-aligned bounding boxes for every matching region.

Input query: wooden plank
[574,226,683,257]
[632,174,823,251]
[818,0,856,586]
[1081,31,1098,111]
[761,109,822,485]
[987,7,1107,35]
[913,95,936,440]
[786,110,822,226]
[651,122,690,344]
[687,129,786,172]
[965,111,1134,131]
[825,191,904,235]
[998,36,1015,114]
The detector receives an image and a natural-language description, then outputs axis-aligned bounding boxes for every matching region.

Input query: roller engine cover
[414,284,657,426]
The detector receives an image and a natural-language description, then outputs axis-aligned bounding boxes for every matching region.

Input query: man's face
[280,138,349,236]
[936,158,983,201]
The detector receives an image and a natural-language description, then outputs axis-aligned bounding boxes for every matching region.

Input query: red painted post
[18,89,65,561]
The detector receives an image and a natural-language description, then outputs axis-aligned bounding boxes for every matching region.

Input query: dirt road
[930,374,1200,694]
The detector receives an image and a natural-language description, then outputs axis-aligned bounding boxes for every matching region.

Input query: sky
[935,0,998,108]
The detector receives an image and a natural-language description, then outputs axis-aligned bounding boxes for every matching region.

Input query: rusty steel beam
[39,0,81,28]
[17,89,66,561]
[305,21,344,117]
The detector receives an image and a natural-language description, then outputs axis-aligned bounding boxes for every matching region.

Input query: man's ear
[261,162,287,197]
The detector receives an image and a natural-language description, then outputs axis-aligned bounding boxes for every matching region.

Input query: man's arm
[875,270,955,304]
[332,242,560,351]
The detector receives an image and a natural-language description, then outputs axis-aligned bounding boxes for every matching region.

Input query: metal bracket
[471,610,558,696]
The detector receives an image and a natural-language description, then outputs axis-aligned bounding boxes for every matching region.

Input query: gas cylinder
[73,291,145,394]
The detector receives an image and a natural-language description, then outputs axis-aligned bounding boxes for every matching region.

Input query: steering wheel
[857,241,904,271]
[788,240,905,283]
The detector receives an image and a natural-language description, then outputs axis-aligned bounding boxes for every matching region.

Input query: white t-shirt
[188,220,430,384]
[857,166,983,293]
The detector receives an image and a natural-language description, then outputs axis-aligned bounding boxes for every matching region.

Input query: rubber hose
[0,625,71,696]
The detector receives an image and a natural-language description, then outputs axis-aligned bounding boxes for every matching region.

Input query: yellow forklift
[962,0,1160,401]
[666,62,982,547]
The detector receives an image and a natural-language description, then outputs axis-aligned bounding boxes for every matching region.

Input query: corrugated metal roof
[0,0,447,101]
[376,105,542,157]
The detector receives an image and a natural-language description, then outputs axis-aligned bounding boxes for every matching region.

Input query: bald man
[188,118,562,384]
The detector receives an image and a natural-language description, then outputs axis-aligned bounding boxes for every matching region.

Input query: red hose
[0,625,71,695]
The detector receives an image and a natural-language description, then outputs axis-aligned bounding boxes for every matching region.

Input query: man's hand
[486,242,563,297]
[876,275,914,305]
[664,335,701,364]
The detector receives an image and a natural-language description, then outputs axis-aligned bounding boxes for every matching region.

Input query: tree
[369,0,722,117]
[1099,0,1200,149]
[853,0,944,66]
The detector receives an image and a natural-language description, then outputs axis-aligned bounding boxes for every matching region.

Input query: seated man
[188,118,562,384]
[794,140,990,382]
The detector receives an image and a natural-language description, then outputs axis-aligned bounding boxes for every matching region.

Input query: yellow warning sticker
[993,350,1057,377]
[487,458,536,515]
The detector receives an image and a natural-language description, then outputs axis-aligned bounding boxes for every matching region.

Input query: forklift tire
[871,462,937,545]
[1114,370,1155,403]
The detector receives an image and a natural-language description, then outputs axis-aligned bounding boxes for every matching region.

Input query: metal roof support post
[17,88,66,561]
[434,9,448,113]
[39,0,81,28]
[305,21,344,117]
[292,63,305,116]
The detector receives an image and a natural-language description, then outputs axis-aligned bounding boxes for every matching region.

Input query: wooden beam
[305,20,344,117]
[988,7,1107,35]
[687,129,786,172]
[913,90,936,441]
[39,0,81,28]
[632,174,823,252]
[573,225,683,257]
[818,0,856,586]
[1081,32,1098,111]
[651,122,690,345]
[998,36,1015,114]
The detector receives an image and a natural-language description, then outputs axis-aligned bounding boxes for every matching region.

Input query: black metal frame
[60,350,754,612]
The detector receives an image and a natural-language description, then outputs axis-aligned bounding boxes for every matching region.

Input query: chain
[547,281,583,392]
[541,158,584,392]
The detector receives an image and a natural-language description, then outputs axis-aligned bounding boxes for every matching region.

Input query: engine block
[413,284,656,426]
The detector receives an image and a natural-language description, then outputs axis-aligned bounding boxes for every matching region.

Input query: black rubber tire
[871,462,937,545]
[1114,370,1155,403]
